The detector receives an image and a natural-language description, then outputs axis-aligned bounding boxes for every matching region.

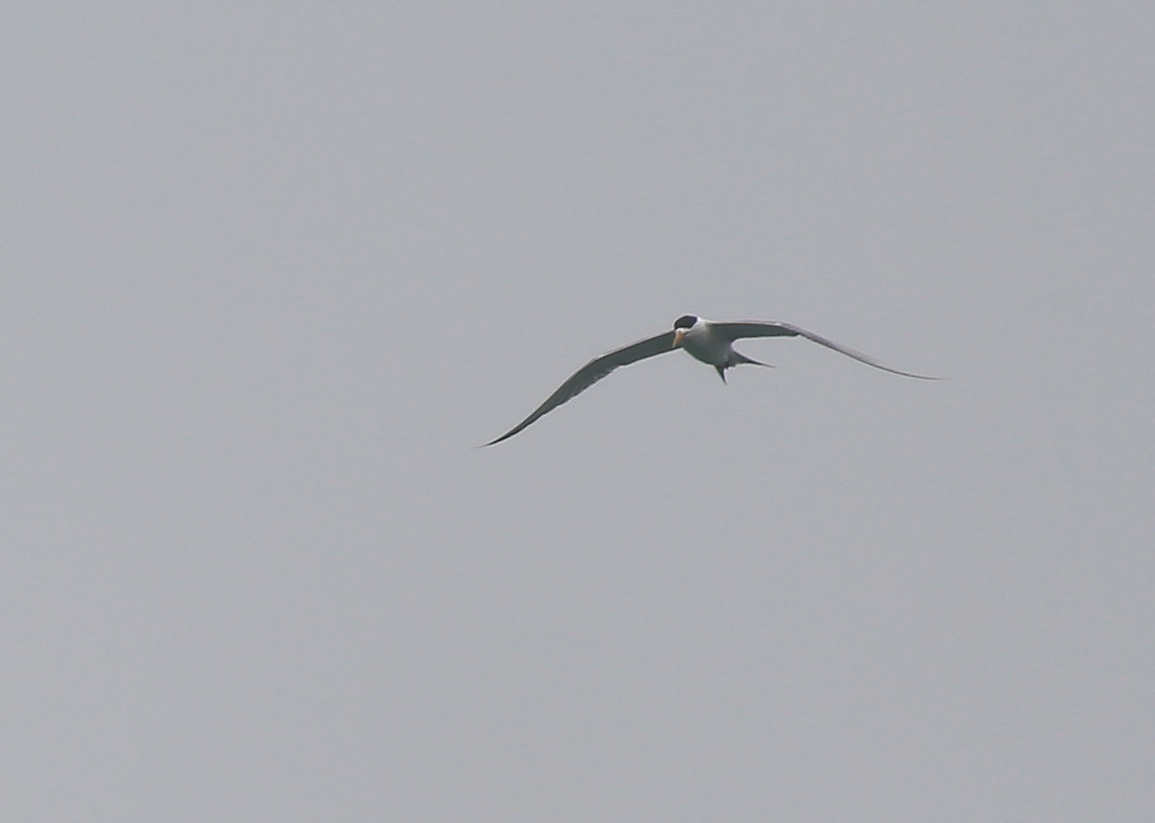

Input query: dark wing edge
[714,321,939,380]
[483,330,678,446]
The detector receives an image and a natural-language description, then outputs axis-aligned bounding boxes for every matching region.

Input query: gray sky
[3,2,1153,821]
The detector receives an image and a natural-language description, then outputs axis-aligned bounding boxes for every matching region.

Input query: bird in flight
[485,314,936,445]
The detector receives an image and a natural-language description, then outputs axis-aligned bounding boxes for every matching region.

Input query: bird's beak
[673,329,685,348]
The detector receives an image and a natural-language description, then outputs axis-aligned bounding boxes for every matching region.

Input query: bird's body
[485,314,935,445]
[675,315,770,380]
[678,316,737,367]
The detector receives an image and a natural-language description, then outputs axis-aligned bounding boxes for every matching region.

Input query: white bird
[485,314,936,445]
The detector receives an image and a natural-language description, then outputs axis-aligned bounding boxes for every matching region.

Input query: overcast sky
[3,2,1153,821]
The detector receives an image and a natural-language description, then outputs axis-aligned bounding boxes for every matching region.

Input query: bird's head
[672,314,698,347]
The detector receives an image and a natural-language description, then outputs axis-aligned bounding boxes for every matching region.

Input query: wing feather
[485,330,677,445]
[713,321,937,380]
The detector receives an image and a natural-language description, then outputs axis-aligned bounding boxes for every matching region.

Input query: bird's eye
[673,315,698,330]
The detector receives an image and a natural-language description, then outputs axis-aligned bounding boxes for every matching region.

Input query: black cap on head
[673,314,698,330]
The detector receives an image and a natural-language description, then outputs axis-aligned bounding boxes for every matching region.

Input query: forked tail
[716,350,774,382]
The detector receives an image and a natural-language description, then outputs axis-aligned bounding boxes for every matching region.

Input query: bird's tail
[729,350,774,369]
[715,350,774,382]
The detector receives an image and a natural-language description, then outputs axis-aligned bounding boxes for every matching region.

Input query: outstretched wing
[485,330,678,445]
[713,321,937,380]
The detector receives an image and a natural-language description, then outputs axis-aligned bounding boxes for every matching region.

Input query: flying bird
[485,314,936,445]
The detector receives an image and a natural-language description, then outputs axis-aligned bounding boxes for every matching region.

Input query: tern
[485,314,936,445]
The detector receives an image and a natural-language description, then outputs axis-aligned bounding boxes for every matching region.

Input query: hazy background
[3,2,1152,820]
